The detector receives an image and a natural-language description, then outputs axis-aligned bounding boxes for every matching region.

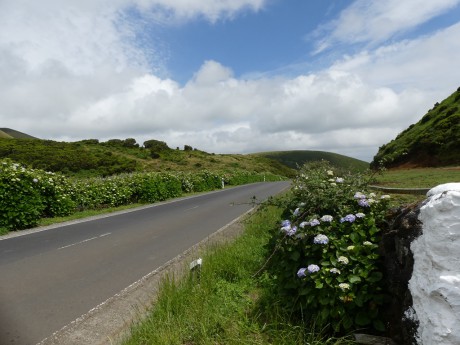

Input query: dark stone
[378,201,426,344]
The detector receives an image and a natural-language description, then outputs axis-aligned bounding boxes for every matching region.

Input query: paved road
[0,181,289,345]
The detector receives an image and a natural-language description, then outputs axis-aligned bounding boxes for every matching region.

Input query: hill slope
[0,136,366,177]
[254,150,369,172]
[0,128,38,139]
[371,87,460,168]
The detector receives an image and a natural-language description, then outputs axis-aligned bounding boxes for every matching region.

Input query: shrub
[266,161,390,333]
[0,161,44,229]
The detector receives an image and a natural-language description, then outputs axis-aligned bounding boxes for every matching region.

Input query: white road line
[58,233,111,250]
[185,206,199,211]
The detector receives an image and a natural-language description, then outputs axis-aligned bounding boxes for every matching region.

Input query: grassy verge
[372,167,459,188]
[122,198,356,345]
[371,167,459,205]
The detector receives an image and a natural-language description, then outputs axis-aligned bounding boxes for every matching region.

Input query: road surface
[0,181,289,345]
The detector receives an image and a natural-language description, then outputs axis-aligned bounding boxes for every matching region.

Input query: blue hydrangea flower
[297,267,307,278]
[313,234,329,244]
[293,208,300,216]
[299,221,309,228]
[340,214,356,223]
[307,264,320,273]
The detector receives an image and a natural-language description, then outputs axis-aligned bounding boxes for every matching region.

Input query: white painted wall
[408,183,460,345]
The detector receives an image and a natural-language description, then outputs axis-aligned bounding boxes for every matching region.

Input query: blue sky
[1,0,460,161]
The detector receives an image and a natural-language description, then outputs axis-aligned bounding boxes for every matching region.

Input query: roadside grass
[122,199,356,345]
[371,167,460,205]
[372,167,459,188]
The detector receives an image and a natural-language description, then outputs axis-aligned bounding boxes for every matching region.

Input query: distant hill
[254,150,369,172]
[0,134,368,177]
[0,128,38,139]
[371,87,460,168]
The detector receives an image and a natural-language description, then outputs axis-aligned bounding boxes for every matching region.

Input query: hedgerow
[0,159,283,231]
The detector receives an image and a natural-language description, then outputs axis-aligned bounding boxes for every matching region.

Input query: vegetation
[265,161,391,334]
[371,87,460,168]
[0,130,370,179]
[123,197,356,345]
[0,159,283,232]
[0,137,297,178]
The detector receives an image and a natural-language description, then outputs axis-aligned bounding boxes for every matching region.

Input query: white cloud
[314,0,460,52]
[1,0,460,163]
[133,0,265,23]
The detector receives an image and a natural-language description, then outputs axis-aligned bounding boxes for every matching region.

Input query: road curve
[0,181,290,345]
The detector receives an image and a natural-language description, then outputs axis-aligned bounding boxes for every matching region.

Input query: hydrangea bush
[1,159,284,231]
[266,161,390,333]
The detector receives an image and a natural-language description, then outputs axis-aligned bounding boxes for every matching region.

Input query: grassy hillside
[0,130,13,139]
[0,136,368,178]
[255,150,369,172]
[371,87,460,168]
[0,128,38,139]
[0,138,296,177]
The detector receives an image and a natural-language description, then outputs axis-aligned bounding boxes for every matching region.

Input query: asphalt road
[0,181,290,345]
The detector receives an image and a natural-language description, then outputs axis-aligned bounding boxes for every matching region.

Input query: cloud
[133,0,265,23]
[1,0,460,163]
[313,0,460,53]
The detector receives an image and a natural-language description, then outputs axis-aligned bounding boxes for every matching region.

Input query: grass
[372,167,459,188]
[370,167,460,205]
[122,199,357,345]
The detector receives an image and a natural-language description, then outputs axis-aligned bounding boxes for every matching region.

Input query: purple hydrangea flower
[310,219,320,226]
[307,264,320,273]
[358,199,370,207]
[293,208,300,216]
[313,234,329,244]
[340,214,356,223]
[354,192,366,199]
[299,221,309,228]
[286,226,297,236]
[281,220,297,236]
[281,220,291,227]
[297,267,307,278]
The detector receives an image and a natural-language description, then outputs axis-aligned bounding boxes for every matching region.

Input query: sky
[1,0,460,162]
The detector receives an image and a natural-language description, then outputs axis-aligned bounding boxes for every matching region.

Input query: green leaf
[290,251,300,261]
[368,271,383,282]
[343,314,353,329]
[349,275,361,283]
[355,312,371,326]
[350,232,359,243]
[315,281,324,289]
[373,319,386,332]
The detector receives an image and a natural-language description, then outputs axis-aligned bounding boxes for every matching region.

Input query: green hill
[0,134,367,178]
[254,150,369,172]
[371,87,460,168]
[0,128,38,139]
